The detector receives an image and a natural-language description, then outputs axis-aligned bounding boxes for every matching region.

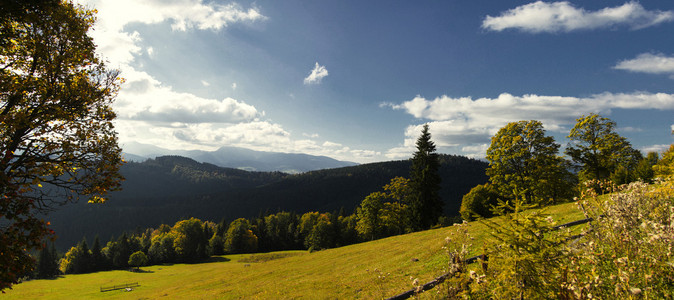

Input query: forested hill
[48,154,488,250]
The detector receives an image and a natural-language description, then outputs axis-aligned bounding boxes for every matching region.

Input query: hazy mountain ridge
[48,154,488,250]
[122,142,358,173]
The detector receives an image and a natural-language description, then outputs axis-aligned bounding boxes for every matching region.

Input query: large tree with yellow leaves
[0,0,123,290]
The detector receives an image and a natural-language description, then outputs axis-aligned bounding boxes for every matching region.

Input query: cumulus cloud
[303,62,329,85]
[115,69,260,124]
[641,144,672,154]
[80,0,266,65]
[482,1,674,33]
[614,53,674,78]
[385,92,674,158]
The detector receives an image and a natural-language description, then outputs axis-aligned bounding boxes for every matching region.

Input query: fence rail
[100,282,139,292]
[385,217,594,300]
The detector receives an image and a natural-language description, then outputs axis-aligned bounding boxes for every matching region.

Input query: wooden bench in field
[100,282,140,292]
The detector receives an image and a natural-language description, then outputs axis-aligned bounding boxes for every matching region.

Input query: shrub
[459,183,500,221]
[441,177,674,298]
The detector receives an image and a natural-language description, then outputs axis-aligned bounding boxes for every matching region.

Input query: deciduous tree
[654,144,674,179]
[172,218,208,262]
[486,120,574,205]
[356,192,385,240]
[459,183,500,221]
[1,0,123,290]
[224,218,258,254]
[566,113,641,182]
[128,251,148,271]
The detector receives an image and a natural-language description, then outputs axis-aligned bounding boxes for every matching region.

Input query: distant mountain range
[121,142,358,173]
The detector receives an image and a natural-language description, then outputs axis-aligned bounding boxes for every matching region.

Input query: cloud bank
[304,62,329,85]
[615,53,674,78]
[482,1,674,33]
[384,92,674,158]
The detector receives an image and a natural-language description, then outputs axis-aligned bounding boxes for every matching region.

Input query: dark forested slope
[48,155,488,250]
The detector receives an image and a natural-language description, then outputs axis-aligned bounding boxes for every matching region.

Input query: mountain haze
[122,142,357,173]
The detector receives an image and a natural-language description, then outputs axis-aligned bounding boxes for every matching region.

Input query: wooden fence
[385,217,594,300]
[100,282,140,292]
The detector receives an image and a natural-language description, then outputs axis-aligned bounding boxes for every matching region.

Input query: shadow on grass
[204,256,230,263]
[129,268,154,273]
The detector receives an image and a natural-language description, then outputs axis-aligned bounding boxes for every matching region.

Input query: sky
[77,0,674,163]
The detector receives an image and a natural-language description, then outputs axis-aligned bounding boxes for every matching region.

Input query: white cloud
[389,92,674,122]
[387,92,674,158]
[303,62,329,85]
[201,80,210,86]
[302,133,319,138]
[641,144,672,154]
[322,141,342,148]
[385,145,415,160]
[614,53,674,78]
[482,1,674,33]
[79,0,266,65]
[232,82,237,90]
[115,69,260,124]
[619,126,643,133]
[461,144,490,159]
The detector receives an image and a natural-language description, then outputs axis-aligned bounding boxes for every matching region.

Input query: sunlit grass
[5,201,583,299]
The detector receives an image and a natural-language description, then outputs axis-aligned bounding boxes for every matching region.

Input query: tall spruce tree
[90,236,104,272]
[36,242,58,278]
[409,124,442,230]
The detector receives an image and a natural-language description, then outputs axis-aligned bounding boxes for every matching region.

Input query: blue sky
[80,0,674,163]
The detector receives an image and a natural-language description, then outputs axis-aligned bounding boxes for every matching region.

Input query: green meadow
[5,202,583,299]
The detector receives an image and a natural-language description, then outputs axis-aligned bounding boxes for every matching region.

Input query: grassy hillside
[7,202,583,299]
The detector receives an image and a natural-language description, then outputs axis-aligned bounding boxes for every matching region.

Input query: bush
[459,183,500,221]
[442,178,674,298]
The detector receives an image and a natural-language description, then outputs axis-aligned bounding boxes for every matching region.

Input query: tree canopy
[566,113,641,182]
[0,0,123,290]
[128,251,148,271]
[486,120,574,205]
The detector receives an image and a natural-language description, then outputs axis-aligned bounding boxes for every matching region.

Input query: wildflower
[630,287,642,295]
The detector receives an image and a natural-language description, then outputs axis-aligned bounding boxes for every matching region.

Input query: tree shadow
[129,268,154,273]
[203,256,230,263]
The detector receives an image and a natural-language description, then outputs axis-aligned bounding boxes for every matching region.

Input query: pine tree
[409,124,443,230]
[91,236,104,272]
[75,239,92,274]
[36,244,53,279]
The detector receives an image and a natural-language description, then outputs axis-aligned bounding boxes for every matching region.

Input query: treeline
[36,203,442,277]
[47,153,488,251]
[460,114,663,220]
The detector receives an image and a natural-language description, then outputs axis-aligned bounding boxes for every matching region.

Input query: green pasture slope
[5,202,583,299]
